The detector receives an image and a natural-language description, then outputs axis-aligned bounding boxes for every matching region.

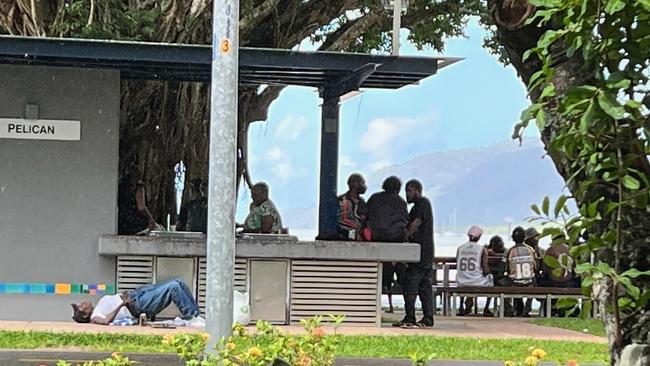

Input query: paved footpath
[0,316,606,343]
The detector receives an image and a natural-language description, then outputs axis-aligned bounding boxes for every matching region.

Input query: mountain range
[283,138,568,231]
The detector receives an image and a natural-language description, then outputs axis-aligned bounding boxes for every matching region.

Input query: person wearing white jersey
[456,225,493,315]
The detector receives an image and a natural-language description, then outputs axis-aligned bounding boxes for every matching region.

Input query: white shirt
[91,294,133,323]
[456,241,493,287]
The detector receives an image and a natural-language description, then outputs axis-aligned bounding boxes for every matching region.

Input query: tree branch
[241,0,281,40]
[318,11,383,51]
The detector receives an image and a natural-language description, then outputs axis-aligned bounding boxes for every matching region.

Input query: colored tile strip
[0,282,115,296]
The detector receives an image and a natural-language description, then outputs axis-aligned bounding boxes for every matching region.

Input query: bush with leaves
[163,315,345,366]
[513,0,650,361]
[56,352,134,366]
[503,347,550,366]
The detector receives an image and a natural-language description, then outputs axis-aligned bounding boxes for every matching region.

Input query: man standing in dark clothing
[336,173,368,240]
[367,176,408,313]
[367,176,408,242]
[398,179,435,328]
[176,178,208,233]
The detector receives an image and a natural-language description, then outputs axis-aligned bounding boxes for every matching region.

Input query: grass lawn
[529,318,606,337]
[0,331,609,364]
[337,336,608,364]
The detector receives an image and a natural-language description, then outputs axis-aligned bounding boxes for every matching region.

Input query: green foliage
[529,196,650,317]
[409,351,436,366]
[164,315,345,366]
[57,352,134,366]
[51,0,161,40]
[503,347,548,366]
[516,0,650,347]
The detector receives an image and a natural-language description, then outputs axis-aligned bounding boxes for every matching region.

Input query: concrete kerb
[0,350,605,366]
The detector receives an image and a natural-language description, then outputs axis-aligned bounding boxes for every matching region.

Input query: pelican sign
[0,118,81,141]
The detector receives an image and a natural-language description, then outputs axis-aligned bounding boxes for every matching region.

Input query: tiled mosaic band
[0,283,114,296]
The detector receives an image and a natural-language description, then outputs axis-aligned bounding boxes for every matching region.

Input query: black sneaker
[416,320,433,328]
[400,322,418,329]
[393,319,414,327]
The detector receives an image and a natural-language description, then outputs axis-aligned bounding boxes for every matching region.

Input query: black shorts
[382,262,396,293]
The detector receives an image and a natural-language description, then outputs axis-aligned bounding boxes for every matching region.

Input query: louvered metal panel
[116,256,154,292]
[197,257,248,316]
[290,260,380,326]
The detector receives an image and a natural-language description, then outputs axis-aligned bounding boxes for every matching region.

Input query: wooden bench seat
[436,286,589,318]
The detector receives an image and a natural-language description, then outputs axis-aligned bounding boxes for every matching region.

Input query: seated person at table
[336,173,368,240]
[176,178,208,233]
[238,182,284,234]
[367,176,409,313]
[456,225,493,316]
[71,278,203,326]
[503,226,537,317]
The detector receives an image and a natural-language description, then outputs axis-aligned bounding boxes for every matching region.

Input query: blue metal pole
[317,97,340,240]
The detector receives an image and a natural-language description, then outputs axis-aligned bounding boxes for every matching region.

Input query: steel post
[206,0,239,349]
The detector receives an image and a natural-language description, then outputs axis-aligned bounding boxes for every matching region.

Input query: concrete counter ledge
[98,233,420,326]
[98,234,421,262]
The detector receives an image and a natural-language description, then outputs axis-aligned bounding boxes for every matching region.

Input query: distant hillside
[283,139,568,230]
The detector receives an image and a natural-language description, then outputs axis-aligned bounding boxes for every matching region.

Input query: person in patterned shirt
[239,182,283,234]
[503,226,537,316]
[336,173,368,240]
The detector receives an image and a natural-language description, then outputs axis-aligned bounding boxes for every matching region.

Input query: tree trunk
[489,1,650,364]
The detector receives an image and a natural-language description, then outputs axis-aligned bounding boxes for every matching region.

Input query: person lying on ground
[456,225,493,316]
[336,173,368,240]
[71,278,203,326]
[237,182,284,234]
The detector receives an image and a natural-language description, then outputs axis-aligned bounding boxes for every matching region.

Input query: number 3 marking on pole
[221,39,230,54]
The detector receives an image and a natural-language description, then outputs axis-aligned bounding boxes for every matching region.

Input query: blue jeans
[127,278,200,319]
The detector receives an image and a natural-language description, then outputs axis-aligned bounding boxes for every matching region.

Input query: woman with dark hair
[118,166,156,235]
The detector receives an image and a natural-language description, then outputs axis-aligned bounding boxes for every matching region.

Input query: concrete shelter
[0,35,458,322]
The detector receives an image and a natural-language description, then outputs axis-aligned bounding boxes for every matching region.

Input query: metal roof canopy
[0,35,460,93]
[0,34,460,240]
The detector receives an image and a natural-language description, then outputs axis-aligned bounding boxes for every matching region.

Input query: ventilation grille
[290,260,379,326]
[198,257,248,315]
[116,256,154,292]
